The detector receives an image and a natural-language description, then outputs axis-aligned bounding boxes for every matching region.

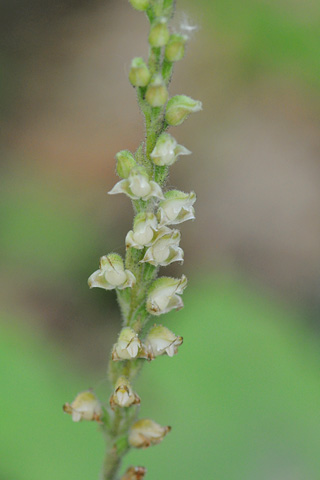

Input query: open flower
[112,327,142,361]
[165,95,202,126]
[158,190,196,226]
[126,212,158,249]
[145,324,183,359]
[88,254,135,291]
[150,133,191,166]
[146,275,187,315]
[129,419,171,448]
[110,376,140,408]
[63,391,102,423]
[108,167,164,201]
[140,227,183,266]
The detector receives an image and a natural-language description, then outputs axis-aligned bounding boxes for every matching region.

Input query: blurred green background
[1,0,320,479]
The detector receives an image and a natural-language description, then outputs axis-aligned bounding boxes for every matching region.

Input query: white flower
[146,275,187,316]
[63,391,102,423]
[88,254,135,291]
[129,418,171,448]
[110,376,140,408]
[158,190,196,226]
[126,212,158,249]
[112,327,142,361]
[150,133,191,166]
[140,227,183,266]
[108,167,164,201]
[145,324,183,359]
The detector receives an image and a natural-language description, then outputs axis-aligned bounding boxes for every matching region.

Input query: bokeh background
[1,0,320,479]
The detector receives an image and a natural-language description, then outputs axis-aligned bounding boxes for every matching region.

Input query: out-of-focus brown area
[1,0,320,366]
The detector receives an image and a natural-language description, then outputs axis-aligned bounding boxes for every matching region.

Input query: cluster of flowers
[64,0,201,474]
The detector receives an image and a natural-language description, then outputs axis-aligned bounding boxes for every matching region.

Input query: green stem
[101,2,176,479]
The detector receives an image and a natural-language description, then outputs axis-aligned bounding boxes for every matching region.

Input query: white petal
[174,144,192,157]
[88,270,115,290]
[146,181,165,200]
[72,411,82,422]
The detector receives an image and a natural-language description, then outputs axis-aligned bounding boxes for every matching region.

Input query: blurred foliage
[2,275,320,479]
[193,0,320,92]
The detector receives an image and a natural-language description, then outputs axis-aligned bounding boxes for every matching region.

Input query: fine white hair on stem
[174,11,200,39]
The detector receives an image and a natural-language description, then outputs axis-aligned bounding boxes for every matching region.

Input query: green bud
[165,34,187,62]
[145,75,168,107]
[148,21,170,47]
[128,0,149,11]
[165,95,202,126]
[116,150,137,178]
[129,57,151,87]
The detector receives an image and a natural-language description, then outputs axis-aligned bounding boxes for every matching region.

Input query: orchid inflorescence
[63,1,201,478]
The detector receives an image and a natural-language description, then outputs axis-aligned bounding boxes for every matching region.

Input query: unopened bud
[129,58,151,87]
[128,0,149,11]
[88,253,136,291]
[146,275,187,315]
[63,390,102,423]
[148,20,170,47]
[165,34,187,62]
[116,150,137,179]
[145,76,168,107]
[165,95,202,126]
[145,324,183,358]
[112,327,142,361]
[129,419,171,448]
[110,376,140,408]
[121,466,147,480]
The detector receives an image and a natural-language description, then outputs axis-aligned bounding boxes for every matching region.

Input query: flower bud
[109,166,164,201]
[116,150,137,179]
[145,324,183,358]
[112,327,142,361]
[129,58,151,87]
[148,20,170,47]
[128,0,149,11]
[158,190,196,225]
[140,226,183,266]
[88,253,135,291]
[150,132,191,166]
[129,419,171,448]
[165,95,202,126]
[165,34,187,62]
[121,466,147,480]
[145,75,168,107]
[63,391,102,423]
[110,376,140,408]
[146,275,187,315]
[126,212,158,249]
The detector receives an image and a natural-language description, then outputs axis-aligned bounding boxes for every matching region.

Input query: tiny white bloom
[112,327,142,361]
[129,418,171,448]
[150,133,191,166]
[88,254,135,291]
[109,167,164,201]
[146,275,187,316]
[140,227,183,266]
[158,190,196,226]
[126,212,158,249]
[145,324,183,359]
[110,376,140,408]
[63,391,102,423]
